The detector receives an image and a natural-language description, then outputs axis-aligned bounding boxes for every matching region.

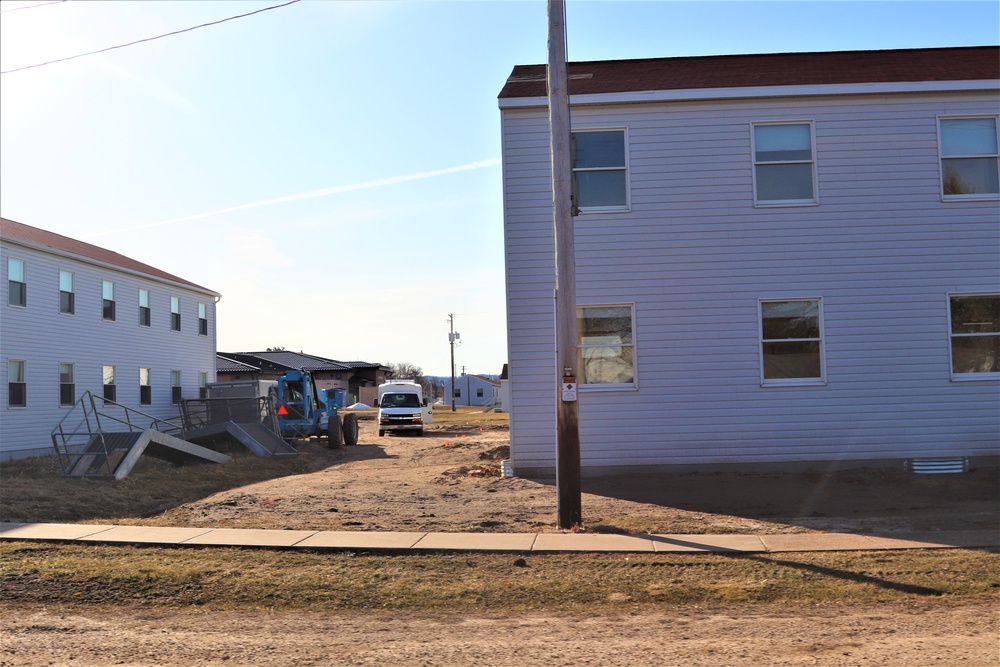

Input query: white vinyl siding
[501,90,1000,473]
[0,237,218,459]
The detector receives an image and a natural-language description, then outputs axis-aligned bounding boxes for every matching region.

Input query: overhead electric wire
[1,0,301,75]
[0,0,69,14]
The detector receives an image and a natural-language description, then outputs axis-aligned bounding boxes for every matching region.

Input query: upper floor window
[198,302,208,336]
[170,296,181,331]
[572,129,629,212]
[102,280,116,321]
[759,299,825,386]
[940,117,999,199]
[949,294,999,379]
[8,360,26,408]
[139,367,152,405]
[7,258,26,307]
[59,270,74,314]
[59,362,75,406]
[577,304,636,388]
[752,122,817,205]
[103,365,116,404]
[139,289,151,327]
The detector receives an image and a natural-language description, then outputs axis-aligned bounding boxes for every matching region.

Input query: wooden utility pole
[448,314,459,412]
[547,0,582,529]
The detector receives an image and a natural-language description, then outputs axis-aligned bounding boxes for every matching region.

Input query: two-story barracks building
[1,218,220,460]
[498,46,999,476]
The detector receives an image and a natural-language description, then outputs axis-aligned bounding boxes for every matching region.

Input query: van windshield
[381,393,420,408]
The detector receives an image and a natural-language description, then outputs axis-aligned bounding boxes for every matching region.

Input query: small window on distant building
[171,370,182,404]
[949,294,999,378]
[476,388,484,398]
[103,365,116,404]
[198,302,208,336]
[572,129,629,212]
[170,297,181,331]
[102,280,116,321]
[139,367,152,405]
[59,362,75,406]
[59,270,74,314]
[8,259,26,307]
[8,360,26,407]
[139,289,151,327]
[940,117,1000,198]
[752,122,817,205]
[454,388,461,398]
[759,299,825,386]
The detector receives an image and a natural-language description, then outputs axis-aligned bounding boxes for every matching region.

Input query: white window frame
[59,270,74,315]
[571,127,631,213]
[139,367,152,405]
[138,289,151,327]
[577,303,638,391]
[103,365,116,404]
[758,298,826,387]
[7,258,26,307]
[59,362,75,407]
[198,302,208,336]
[948,292,999,380]
[102,280,116,321]
[171,370,182,404]
[751,121,818,207]
[938,115,1000,201]
[170,296,181,331]
[7,359,26,408]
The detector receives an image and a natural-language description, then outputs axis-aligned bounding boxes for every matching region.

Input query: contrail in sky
[83,158,501,239]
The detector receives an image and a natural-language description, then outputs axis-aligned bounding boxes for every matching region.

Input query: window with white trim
[7,258,26,307]
[102,280,116,321]
[59,270,74,314]
[170,296,181,331]
[939,117,999,198]
[103,365,116,404]
[572,129,629,212]
[59,362,74,406]
[171,370,182,404]
[8,360,26,407]
[577,304,635,387]
[139,367,152,405]
[752,122,817,205]
[198,302,208,336]
[949,294,999,378]
[759,299,825,385]
[139,289,151,327]
[199,371,208,399]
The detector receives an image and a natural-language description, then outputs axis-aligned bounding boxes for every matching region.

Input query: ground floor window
[8,360,25,407]
[171,370,182,404]
[103,365,116,404]
[139,367,152,405]
[577,304,635,387]
[759,299,825,385]
[59,362,75,406]
[949,293,999,378]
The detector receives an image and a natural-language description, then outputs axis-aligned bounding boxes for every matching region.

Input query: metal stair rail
[51,390,186,478]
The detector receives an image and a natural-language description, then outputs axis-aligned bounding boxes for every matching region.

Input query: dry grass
[2,542,997,612]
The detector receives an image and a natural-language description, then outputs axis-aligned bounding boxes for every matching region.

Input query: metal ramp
[180,397,298,457]
[52,392,232,480]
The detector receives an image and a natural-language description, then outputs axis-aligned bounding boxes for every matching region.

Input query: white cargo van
[377,380,432,436]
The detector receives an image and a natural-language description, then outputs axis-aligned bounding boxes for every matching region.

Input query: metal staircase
[52,391,230,480]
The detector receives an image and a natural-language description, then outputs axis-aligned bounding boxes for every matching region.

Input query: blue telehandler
[272,369,358,447]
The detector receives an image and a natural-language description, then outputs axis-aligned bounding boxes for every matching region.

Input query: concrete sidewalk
[1,522,996,554]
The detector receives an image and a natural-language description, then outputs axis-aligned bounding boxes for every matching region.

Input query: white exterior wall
[444,375,499,407]
[2,239,218,459]
[501,90,1000,475]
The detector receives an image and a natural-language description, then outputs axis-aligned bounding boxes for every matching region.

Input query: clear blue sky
[2,0,996,376]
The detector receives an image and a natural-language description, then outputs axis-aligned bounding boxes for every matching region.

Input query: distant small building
[443,374,501,407]
[216,351,388,406]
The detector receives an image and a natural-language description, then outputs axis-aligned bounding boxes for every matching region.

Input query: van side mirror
[423,398,429,406]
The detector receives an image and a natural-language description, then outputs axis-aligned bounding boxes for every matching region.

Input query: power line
[1,0,302,75]
[0,0,69,14]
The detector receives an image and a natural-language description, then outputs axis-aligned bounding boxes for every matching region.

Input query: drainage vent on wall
[905,457,969,474]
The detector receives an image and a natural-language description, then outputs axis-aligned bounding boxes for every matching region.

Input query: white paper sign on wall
[562,376,577,402]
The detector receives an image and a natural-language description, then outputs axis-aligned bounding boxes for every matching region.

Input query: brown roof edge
[1,217,218,295]
[498,45,1000,99]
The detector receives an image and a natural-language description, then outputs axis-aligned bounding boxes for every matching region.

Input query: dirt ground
[3,410,997,666]
[139,412,998,536]
[2,599,997,667]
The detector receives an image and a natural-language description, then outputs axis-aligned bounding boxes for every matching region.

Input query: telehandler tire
[327,414,344,448]
[343,413,359,446]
